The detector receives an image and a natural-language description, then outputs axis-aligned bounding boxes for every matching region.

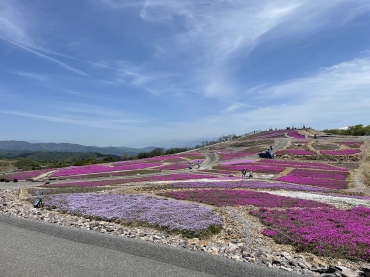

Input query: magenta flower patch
[9,169,55,180]
[219,151,254,160]
[257,159,348,171]
[277,175,347,189]
[172,181,329,192]
[251,207,370,262]
[321,149,361,155]
[288,131,306,139]
[216,164,285,174]
[52,163,161,177]
[244,130,286,140]
[288,169,349,180]
[163,189,331,208]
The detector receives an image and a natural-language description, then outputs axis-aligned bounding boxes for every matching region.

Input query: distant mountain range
[0,140,156,157]
[131,138,217,149]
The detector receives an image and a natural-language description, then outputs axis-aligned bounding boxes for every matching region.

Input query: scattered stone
[0,188,368,277]
[362,267,370,277]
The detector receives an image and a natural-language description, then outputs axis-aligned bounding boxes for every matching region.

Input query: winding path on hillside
[273,138,291,152]
[249,137,291,159]
[199,152,219,170]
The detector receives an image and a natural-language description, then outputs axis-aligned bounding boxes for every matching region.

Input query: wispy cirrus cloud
[128,54,370,141]
[14,71,49,82]
[97,0,369,101]
[0,101,148,130]
[97,0,145,9]
[0,36,89,77]
[0,1,32,44]
[0,0,90,77]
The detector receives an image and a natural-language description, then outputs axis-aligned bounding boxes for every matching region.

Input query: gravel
[1,187,369,277]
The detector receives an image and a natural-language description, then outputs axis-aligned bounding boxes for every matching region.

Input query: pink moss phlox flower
[219,151,254,160]
[288,131,306,139]
[244,130,286,140]
[257,159,348,171]
[251,207,370,262]
[52,163,161,177]
[163,189,331,208]
[216,164,285,174]
[44,193,223,234]
[9,169,55,180]
[277,175,347,189]
[288,169,349,180]
[172,181,329,192]
[321,149,361,155]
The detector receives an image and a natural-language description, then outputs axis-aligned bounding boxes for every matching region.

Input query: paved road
[273,138,291,152]
[0,181,31,190]
[199,152,219,170]
[0,215,304,277]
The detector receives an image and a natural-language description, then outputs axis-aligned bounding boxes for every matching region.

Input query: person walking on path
[242,169,247,177]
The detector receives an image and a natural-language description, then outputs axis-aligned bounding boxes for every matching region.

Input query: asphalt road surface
[273,138,291,152]
[199,153,219,170]
[0,215,305,277]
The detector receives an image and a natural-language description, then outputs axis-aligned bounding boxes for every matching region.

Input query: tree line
[323,124,370,136]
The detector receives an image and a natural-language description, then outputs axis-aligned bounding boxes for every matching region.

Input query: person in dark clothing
[242,169,247,177]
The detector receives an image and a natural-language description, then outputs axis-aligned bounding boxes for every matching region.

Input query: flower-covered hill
[2,128,370,276]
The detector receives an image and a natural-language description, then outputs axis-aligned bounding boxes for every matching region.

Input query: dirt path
[347,139,370,194]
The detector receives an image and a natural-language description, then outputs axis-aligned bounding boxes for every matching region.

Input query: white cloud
[115,0,368,101]
[256,57,370,102]
[131,55,370,140]
[0,36,89,77]
[0,108,146,131]
[0,1,32,44]
[55,102,147,122]
[14,71,49,82]
[98,0,145,9]
[0,1,90,77]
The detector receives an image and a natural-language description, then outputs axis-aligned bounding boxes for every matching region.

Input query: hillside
[1,127,370,277]
[0,140,156,156]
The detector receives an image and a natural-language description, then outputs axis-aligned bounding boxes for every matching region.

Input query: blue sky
[1,0,370,147]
